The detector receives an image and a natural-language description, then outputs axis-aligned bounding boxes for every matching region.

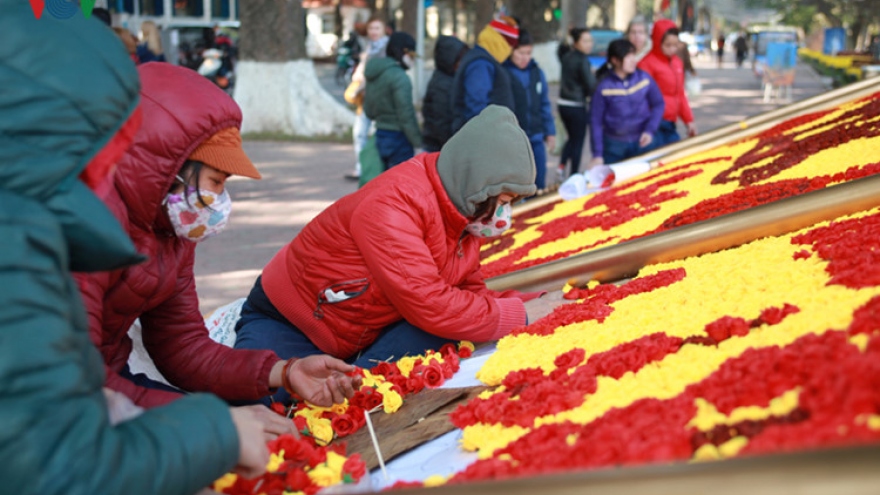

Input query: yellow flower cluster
[484,96,880,269]
[464,207,880,459]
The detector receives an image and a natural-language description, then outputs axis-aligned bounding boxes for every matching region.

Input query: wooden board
[336,386,487,470]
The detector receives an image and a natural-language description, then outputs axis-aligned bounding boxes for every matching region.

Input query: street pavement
[194,51,830,311]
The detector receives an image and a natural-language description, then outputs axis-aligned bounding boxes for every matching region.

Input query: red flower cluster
[664,162,880,229]
[450,328,880,484]
[791,212,880,289]
[481,164,711,278]
[714,96,880,187]
[512,268,687,337]
[215,435,366,495]
[702,304,799,343]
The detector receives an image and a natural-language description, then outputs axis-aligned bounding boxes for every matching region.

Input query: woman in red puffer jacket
[234,106,572,404]
[75,63,360,414]
[637,19,698,146]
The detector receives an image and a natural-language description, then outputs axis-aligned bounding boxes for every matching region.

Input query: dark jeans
[234,277,455,405]
[119,364,182,394]
[558,105,588,176]
[530,136,547,190]
[375,129,414,170]
[603,136,653,164]
[652,120,681,149]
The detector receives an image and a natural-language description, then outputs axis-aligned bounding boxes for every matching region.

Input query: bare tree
[235,0,353,136]
[508,0,558,43]
[474,0,495,30]
[239,0,306,61]
[400,0,418,35]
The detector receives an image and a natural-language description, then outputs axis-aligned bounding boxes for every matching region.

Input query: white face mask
[466,202,512,238]
[402,53,414,69]
[164,179,232,242]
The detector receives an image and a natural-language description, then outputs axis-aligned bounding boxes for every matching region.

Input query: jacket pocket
[313,278,370,319]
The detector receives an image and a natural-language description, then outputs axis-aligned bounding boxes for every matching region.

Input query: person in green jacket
[363,31,422,169]
[0,3,269,493]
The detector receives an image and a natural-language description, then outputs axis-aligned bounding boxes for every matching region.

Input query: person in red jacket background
[234,105,571,403]
[75,63,360,423]
[637,19,698,146]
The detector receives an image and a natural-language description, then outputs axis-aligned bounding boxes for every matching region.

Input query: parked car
[587,29,624,68]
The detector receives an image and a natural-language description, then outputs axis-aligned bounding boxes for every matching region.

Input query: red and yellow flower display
[213,434,367,495]
[276,343,473,446]
[438,205,880,484]
[481,92,880,278]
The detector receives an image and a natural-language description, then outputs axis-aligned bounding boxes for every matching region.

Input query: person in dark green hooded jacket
[0,2,271,493]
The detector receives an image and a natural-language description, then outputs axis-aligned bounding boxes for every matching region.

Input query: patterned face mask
[466,202,512,238]
[164,180,232,242]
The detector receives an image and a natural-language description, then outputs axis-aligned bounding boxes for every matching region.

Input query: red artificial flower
[331,413,358,437]
[342,453,367,480]
[370,361,400,377]
[284,467,312,491]
[361,388,384,410]
[554,348,586,370]
[269,401,287,416]
[422,363,446,388]
[459,345,473,358]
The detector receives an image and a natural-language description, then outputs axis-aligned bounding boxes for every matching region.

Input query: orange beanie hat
[189,127,261,179]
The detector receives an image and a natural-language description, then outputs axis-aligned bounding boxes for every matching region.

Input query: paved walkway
[194,52,830,311]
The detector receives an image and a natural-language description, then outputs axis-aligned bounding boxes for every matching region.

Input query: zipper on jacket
[313,278,370,319]
[457,237,464,258]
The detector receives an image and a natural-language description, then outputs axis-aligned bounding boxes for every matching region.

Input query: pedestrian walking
[557,27,597,179]
[450,14,519,132]
[590,39,665,165]
[422,35,469,152]
[503,28,556,192]
[363,31,421,169]
[638,19,697,146]
[734,32,749,68]
[716,32,726,68]
[626,15,652,62]
[344,14,389,181]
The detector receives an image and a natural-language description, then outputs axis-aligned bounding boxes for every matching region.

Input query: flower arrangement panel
[442,206,880,484]
[481,93,880,278]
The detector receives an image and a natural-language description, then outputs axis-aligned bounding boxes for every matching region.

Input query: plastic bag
[358,135,384,188]
[559,165,616,200]
[685,73,702,98]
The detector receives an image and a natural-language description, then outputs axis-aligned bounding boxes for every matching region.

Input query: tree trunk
[508,0,557,43]
[614,0,638,31]
[239,0,305,61]
[562,0,589,33]
[401,0,418,35]
[473,0,495,30]
[235,0,354,136]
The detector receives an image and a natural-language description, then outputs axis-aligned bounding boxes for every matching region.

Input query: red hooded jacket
[261,153,539,360]
[637,19,694,125]
[75,63,280,408]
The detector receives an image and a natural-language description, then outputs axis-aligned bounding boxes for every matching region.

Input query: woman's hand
[545,135,557,153]
[288,355,362,407]
[639,132,653,148]
[590,156,604,167]
[523,290,574,323]
[239,404,298,442]
[686,122,698,137]
[229,406,270,479]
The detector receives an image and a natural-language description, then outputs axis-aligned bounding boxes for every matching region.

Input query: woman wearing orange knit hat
[75,63,361,433]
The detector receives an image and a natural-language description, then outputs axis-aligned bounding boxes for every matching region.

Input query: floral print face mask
[164,179,232,242]
[466,202,512,238]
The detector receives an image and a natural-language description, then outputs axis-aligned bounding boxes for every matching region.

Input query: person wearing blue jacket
[503,29,557,192]
[590,39,665,166]
[451,15,519,132]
